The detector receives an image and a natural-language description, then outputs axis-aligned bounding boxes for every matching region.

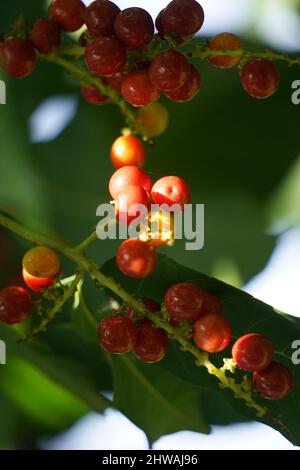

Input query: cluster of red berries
[0,246,61,324]
[99,282,293,400]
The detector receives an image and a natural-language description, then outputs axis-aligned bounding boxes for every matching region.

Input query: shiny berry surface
[133,320,168,363]
[85,37,126,77]
[109,166,152,199]
[111,135,146,168]
[136,102,169,138]
[166,64,201,102]
[85,0,120,38]
[164,282,206,321]
[31,19,61,54]
[114,7,154,50]
[194,312,231,353]
[161,0,205,37]
[98,315,138,353]
[0,38,36,78]
[149,50,190,92]
[115,185,150,225]
[232,333,273,372]
[204,292,221,314]
[81,84,109,105]
[121,70,160,107]
[151,176,191,210]
[0,286,31,325]
[107,72,126,93]
[49,0,86,32]
[22,268,55,293]
[208,33,242,68]
[23,246,61,279]
[241,58,280,99]
[253,362,293,400]
[117,239,157,279]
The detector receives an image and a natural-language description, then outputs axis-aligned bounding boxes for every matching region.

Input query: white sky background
[38,0,300,451]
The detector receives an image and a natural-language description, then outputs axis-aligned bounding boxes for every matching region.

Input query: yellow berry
[136,102,169,138]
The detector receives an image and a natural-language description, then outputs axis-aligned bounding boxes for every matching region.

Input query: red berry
[98,315,138,353]
[164,282,206,321]
[194,313,231,353]
[85,0,120,38]
[166,64,201,102]
[85,37,126,77]
[208,32,242,69]
[128,298,160,320]
[121,70,160,107]
[232,333,273,372]
[151,176,191,211]
[49,0,86,32]
[253,362,293,400]
[204,292,221,314]
[0,38,36,78]
[161,0,205,37]
[106,72,126,93]
[114,7,154,50]
[155,9,165,34]
[241,58,280,99]
[81,84,109,105]
[117,239,157,279]
[109,166,152,199]
[0,286,31,325]
[149,50,190,92]
[22,268,55,293]
[133,320,168,363]
[115,185,150,225]
[111,135,146,168]
[30,19,61,55]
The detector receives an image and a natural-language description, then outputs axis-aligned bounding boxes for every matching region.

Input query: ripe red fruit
[164,282,206,321]
[166,64,201,102]
[149,50,190,92]
[30,19,61,55]
[0,38,36,78]
[109,166,152,200]
[194,313,231,353]
[155,9,165,34]
[161,0,205,37]
[49,0,86,32]
[151,176,191,211]
[111,135,146,168]
[0,286,31,325]
[121,70,160,107]
[115,185,150,225]
[114,7,154,50]
[81,84,109,105]
[98,315,138,353]
[22,268,55,293]
[85,0,120,38]
[204,292,221,314]
[241,58,280,99]
[133,320,168,363]
[85,37,126,77]
[117,239,157,279]
[232,333,273,372]
[106,72,126,93]
[208,32,242,69]
[253,362,293,400]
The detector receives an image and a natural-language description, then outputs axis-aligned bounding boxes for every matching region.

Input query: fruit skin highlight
[99,315,138,353]
[110,135,146,168]
[253,362,293,400]
[232,333,273,372]
[117,239,157,279]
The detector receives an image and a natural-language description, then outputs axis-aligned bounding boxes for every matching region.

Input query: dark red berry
[204,292,221,314]
[194,313,231,353]
[85,0,120,38]
[85,37,126,77]
[22,268,54,293]
[106,72,126,93]
[133,319,168,363]
[241,58,280,99]
[114,7,154,50]
[232,333,273,372]
[149,50,190,92]
[121,70,160,107]
[253,362,293,400]
[117,239,157,279]
[151,176,191,211]
[115,185,150,224]
[81,84,109,105]
[109,166,152,199]
[161,0,205,37]
[0,38,36,78]
[31,19,61,54]
[155,9,165,35]
[98,315,138,353]
[49,0,86,32]
[0,286,31,325]
[166,64,201,102]
[164,282,206,321]
[208,33,242,68]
